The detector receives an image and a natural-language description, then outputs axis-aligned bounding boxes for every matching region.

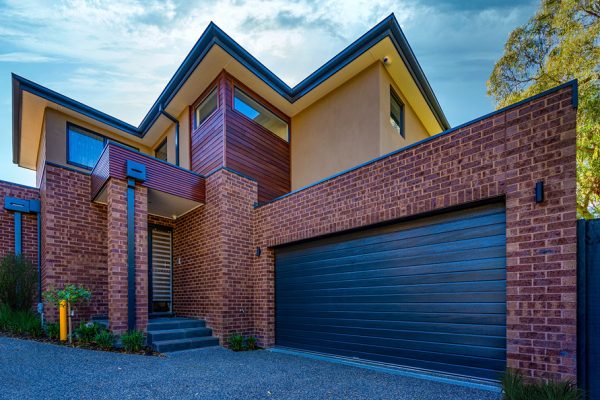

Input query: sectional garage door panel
[275,204,506,381]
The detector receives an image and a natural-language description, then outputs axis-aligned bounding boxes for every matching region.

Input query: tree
[487,0,600,218]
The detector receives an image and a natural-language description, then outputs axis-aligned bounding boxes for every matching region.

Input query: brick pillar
[106,179,148,333]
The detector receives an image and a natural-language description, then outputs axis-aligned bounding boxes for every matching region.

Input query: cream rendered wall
[378,63,429,155]
[153,107,191,169]
[42,109,151,174]
[290,62,431,190]
[291,63,381,190]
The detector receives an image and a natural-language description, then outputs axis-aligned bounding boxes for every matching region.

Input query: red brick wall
[173,169,257,344]
[40,165,108,323]
[252,85,577,380]
[0,180,39,264]
[106,178,148,333]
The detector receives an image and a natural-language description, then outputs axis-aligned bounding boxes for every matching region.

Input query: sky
[0,0,538,187]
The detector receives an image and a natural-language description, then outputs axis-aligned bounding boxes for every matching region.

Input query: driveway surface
[0,336,502,400]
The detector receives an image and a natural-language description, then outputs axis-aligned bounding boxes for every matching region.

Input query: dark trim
[126,178,136,331]
[390,86,405,138]
[577,219,587,391]
[46,161,92,175]
[0,179,37,191]
[14,212,22,255]
[204,165,258,183]
[36,212,42,304]
[256,80,579,208]
[12,14,452,166]
[271,196,505,249]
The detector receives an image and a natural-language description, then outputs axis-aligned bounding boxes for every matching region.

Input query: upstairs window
[155,139,168,161]
[390,88,405,138]
[233,87,289,142]
[194,88,218,129]
[67,125,105,169]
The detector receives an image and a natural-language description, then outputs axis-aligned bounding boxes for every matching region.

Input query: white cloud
[0,52,55,62]
[0,0,535,125]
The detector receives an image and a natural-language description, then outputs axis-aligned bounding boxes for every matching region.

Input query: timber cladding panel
[91,143,205,203]
[252,84,577,381]
[0,180,39,263]
[189,72,291,203]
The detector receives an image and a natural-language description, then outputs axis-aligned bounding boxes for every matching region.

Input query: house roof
[12,13,449,167]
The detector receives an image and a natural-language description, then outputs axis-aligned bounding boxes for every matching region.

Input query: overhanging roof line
[12,13,450,164]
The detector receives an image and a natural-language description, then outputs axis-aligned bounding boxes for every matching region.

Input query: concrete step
[153,336,220,352]
[147,327,213,344]
[147,318,206,331]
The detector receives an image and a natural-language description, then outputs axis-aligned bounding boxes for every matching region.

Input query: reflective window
[390,88,405,137]
[233,88,289,141]
[67,126,105,169]
[155,139,168,161]
[194,88,218,129]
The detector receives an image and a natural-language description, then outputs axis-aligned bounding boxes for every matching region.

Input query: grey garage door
[275,203,506,381]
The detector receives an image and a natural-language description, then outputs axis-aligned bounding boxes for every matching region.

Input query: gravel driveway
[0,336,502,400]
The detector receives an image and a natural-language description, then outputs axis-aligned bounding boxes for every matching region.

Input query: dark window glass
[233,87,289,141]
[155,139,168,161]
[194,88,217,129]
[390,88,405,137]
[67,126,105,169]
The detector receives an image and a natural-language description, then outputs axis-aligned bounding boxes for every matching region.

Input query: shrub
[246,336,257,350]
[501,369,583,400]
[121,330,144,352]
[228,333,244,351]
[0,304,42,337]
[75,322,103,344]
[0,254,37,311]
[94,331,115,350]
[44,322,60,340]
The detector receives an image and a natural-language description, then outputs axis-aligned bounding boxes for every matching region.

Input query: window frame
[390,87,405,138]
[66,122,139,170]
[154,138,168,161]
[232,86,290,142]
[193,86,219,130]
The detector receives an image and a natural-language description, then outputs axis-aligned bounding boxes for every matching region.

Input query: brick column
[106,178,148,333]
[172,169,257,345]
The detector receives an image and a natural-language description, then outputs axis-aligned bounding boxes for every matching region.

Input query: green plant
[245,336,257,350]
[94,330,115,350]
[121,330,144,352]
[228,333,244,351]
[75,322,103,344]
[501,369,583,400]
[43,284,91,343]
[0,304,42,337]
[44,322,60,340]
[0,254,37,311]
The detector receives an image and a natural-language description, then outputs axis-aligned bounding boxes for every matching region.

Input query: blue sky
[0,0,537,186]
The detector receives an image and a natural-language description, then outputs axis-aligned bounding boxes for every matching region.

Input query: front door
[149,226,173,314]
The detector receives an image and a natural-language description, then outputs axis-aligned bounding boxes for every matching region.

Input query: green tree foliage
[488,0,600,218]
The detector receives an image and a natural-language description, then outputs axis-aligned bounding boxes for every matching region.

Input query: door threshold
[268,347,502,393]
